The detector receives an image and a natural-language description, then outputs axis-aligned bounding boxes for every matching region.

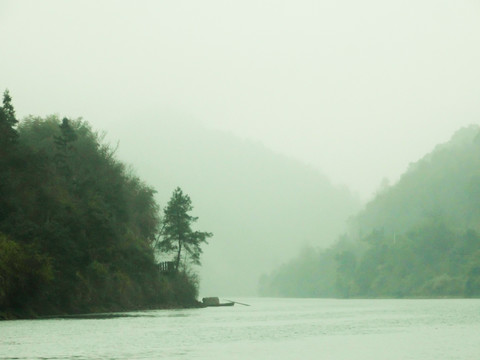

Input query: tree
[54,117,77,177]
[0,89,18,149]
[158,187,212,271]
[0,90,19,228]
[2,90,17,128]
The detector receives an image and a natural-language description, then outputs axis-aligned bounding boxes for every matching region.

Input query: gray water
[1,298,479,359]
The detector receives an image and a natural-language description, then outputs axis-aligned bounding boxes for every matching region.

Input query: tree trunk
[175,240,182,271]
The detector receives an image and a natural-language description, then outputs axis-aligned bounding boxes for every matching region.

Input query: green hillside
[260,125,480,298]
[0,95,199,319]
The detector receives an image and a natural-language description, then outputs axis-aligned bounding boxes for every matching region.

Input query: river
[1,298,479,359]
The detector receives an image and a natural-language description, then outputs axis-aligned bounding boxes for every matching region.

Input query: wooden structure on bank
[159,261,175,274]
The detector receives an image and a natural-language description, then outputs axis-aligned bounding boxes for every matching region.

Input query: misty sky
[1,0,480,199]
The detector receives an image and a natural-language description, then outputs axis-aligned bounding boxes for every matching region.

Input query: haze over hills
[111,116,361,295]
[352,125,480,237]
[260,125,480,298]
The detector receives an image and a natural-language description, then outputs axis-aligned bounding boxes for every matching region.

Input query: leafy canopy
[158,187,212,271]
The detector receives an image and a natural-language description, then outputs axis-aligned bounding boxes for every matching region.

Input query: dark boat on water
[202,297,234,307]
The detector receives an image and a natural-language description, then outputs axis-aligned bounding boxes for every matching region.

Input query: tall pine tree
[0,89,18,150]
[158,187,212,271]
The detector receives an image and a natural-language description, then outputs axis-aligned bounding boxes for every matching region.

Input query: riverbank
[0,300,204,321]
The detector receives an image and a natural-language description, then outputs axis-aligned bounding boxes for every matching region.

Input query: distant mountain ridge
[353,124,480,237]
[113,117,361,295]
[260,124,480,298]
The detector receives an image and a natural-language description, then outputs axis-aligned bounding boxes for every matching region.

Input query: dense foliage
[0,93,199,319]
[260,126,480,298]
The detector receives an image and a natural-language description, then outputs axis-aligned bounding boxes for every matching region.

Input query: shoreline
[0,300,204,321]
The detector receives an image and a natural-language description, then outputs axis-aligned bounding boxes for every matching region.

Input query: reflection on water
[41,313,156,320]
[1,298,479,359]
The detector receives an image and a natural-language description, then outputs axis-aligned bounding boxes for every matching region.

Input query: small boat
[214,302,234,307]
[202,297,234,307]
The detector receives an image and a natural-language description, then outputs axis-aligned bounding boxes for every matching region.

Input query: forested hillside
[0,93,198,319]
[260,125,480,298]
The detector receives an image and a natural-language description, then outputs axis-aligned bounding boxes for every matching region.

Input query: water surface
[1,298,479,359]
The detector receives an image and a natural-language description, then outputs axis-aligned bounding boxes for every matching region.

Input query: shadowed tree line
[0,91,207,319]
[260,126,480,298]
